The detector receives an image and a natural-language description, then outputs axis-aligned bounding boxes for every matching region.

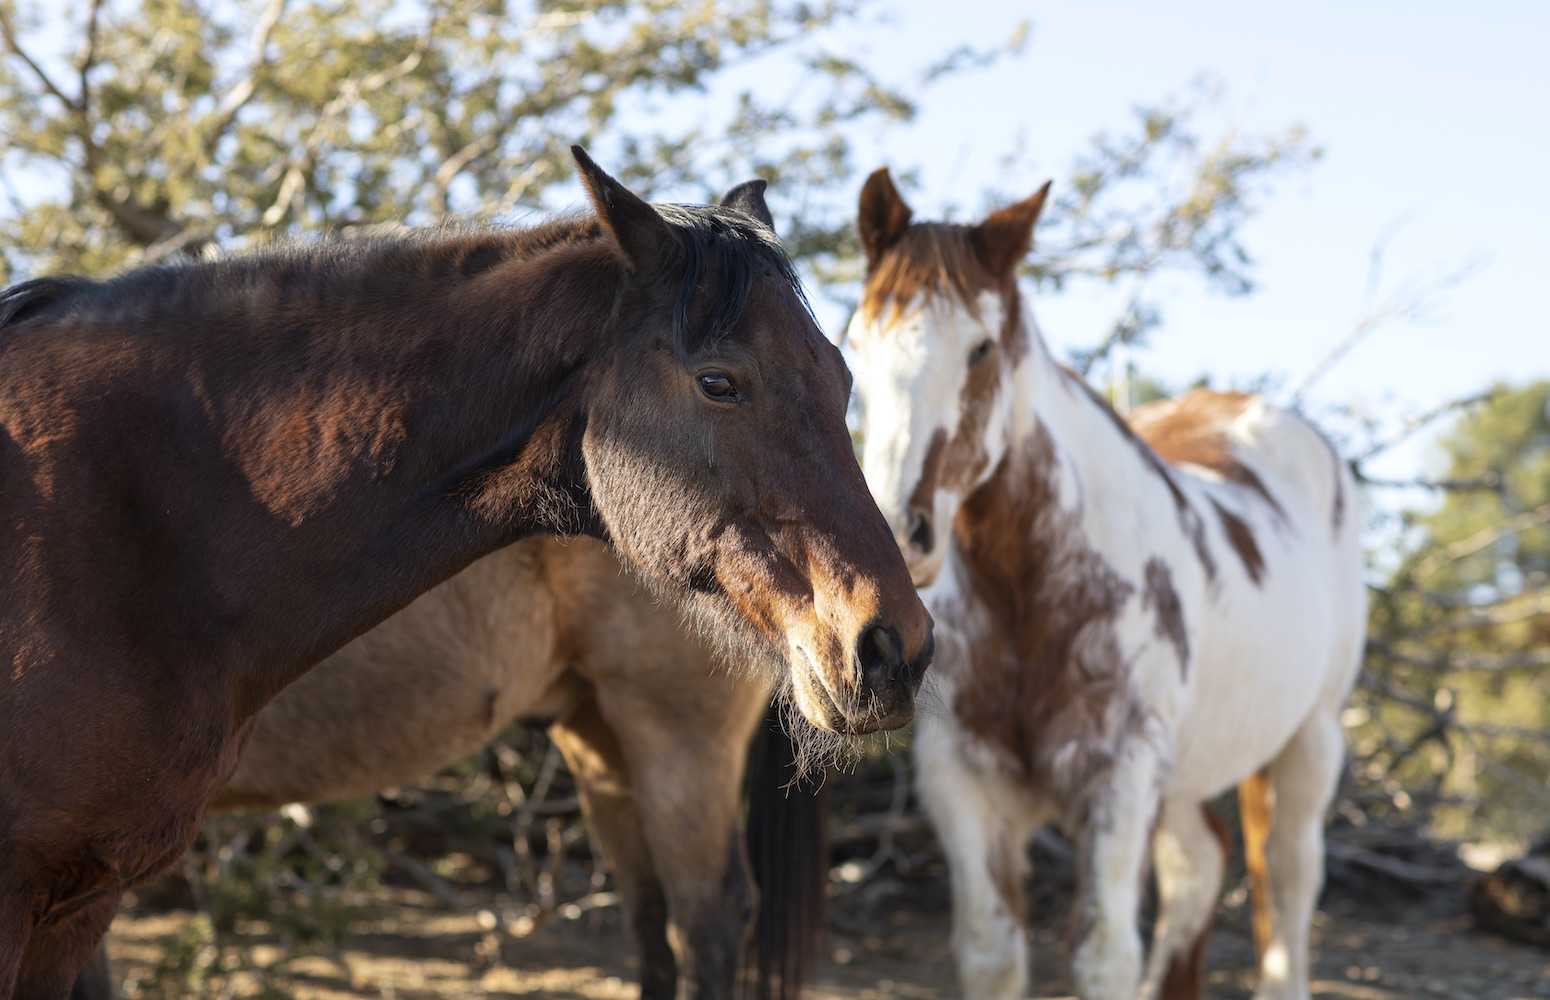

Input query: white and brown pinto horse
[846,170,1366,1000]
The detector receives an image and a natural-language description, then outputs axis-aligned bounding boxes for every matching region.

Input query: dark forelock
[654,203,814,360]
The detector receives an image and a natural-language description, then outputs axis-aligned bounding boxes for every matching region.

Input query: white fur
[851,291,1007,585]
[852,285,1366,1000]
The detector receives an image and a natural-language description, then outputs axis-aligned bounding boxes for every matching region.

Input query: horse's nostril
[907,510,934,554]
[858,623,905,689]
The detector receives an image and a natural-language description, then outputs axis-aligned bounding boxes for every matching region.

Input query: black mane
[0,205,814,360]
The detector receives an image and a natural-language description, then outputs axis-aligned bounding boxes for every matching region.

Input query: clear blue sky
[813,1,1549,486]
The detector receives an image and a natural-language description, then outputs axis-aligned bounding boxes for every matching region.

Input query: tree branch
[1350,467,1503,494]
[1367,637,1550,674]
[1414,502,1550,581]
[1292,254,1485,403]
[205,0,288,149]
[1351,390,1496,464]
[1074,270,1150,376]
[0,6,80,109]
[76,0,103,105]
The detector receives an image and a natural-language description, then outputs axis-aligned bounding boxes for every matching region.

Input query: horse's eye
[698,371,740,401]
[969,339,995,364]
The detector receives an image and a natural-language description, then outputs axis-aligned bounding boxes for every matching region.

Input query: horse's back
[1128,390,1365,793]
[1130,390,1347,538]
[1131,388,1360,605]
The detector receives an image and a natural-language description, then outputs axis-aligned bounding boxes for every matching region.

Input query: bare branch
[1074,271,1150,376]
[1351,390,1497,464]
[1325,840,1466,884]
[433,134,499,214]
[76,0,103,106]
[92,189,183,246]
[1408,587,1550,640]
[205,0,288,147]
[1292,254,1486,403]
[1415,502,1550,580]
[0,6,80,109]
[1367,637,1550,673]
[1350,467,1503,494]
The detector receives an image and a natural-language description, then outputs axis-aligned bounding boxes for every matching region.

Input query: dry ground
[104,866,1550,999]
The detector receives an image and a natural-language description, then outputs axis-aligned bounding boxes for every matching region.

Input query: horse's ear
[571,145,676,271]
[720,179,775,230]
[857,167,912,270]
[971,181,1052,278]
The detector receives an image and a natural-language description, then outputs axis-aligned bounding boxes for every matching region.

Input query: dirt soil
[104,868,1550,999]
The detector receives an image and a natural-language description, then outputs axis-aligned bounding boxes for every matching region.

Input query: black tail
[742,703,829,999]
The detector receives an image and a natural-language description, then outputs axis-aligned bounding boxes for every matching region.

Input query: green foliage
[2,0,1023,282]
[1356,381,1550,845]
[197,801,384,941]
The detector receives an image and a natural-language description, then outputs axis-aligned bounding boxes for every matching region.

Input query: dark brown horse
[0,148,931,999]
[73,535,828,1000]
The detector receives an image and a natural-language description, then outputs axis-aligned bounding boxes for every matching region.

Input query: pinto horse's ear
[857,167,912,270]
[571,144,677,271]
[720,179,775,230]
[970,181,1052,278]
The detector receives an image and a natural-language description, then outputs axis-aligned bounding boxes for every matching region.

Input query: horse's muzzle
[846,623,933,733]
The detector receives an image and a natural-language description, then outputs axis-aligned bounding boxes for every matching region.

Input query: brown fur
[1211,500,1267,585]
[82,536,827,1000]
[0,153,927,996]
[989,832,1031,927]
[1130,389,1286,519]
[1239,768,1275,962]
[856,167,914,272]
[952,425,1137,807]
[860,221,1003,326]
[1142,557,1190,675]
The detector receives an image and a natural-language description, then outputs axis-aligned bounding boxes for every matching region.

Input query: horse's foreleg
[587,674,763,1000]
[13,895,120,1000]
[1139,800,1230,1000]
[549,696,679,1000]
[1068,742,1165,1000]
[1253,712,1342,1000]
[915,714,1030,1000]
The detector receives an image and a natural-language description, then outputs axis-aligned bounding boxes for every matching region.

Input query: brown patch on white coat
[1142,557,1189,676]
[950,424,1139,804]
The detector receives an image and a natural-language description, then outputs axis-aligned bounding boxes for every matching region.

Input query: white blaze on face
[849,289,1007,586]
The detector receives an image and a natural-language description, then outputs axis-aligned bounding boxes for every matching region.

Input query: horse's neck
[216,244,615,714]
[966,310,1160,586]
[1034,327,1151,506]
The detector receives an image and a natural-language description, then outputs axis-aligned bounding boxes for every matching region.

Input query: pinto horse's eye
[968,339,995,365]
[698,371,741,402]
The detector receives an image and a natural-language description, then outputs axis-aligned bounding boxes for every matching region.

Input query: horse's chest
[935,555,1157,812]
